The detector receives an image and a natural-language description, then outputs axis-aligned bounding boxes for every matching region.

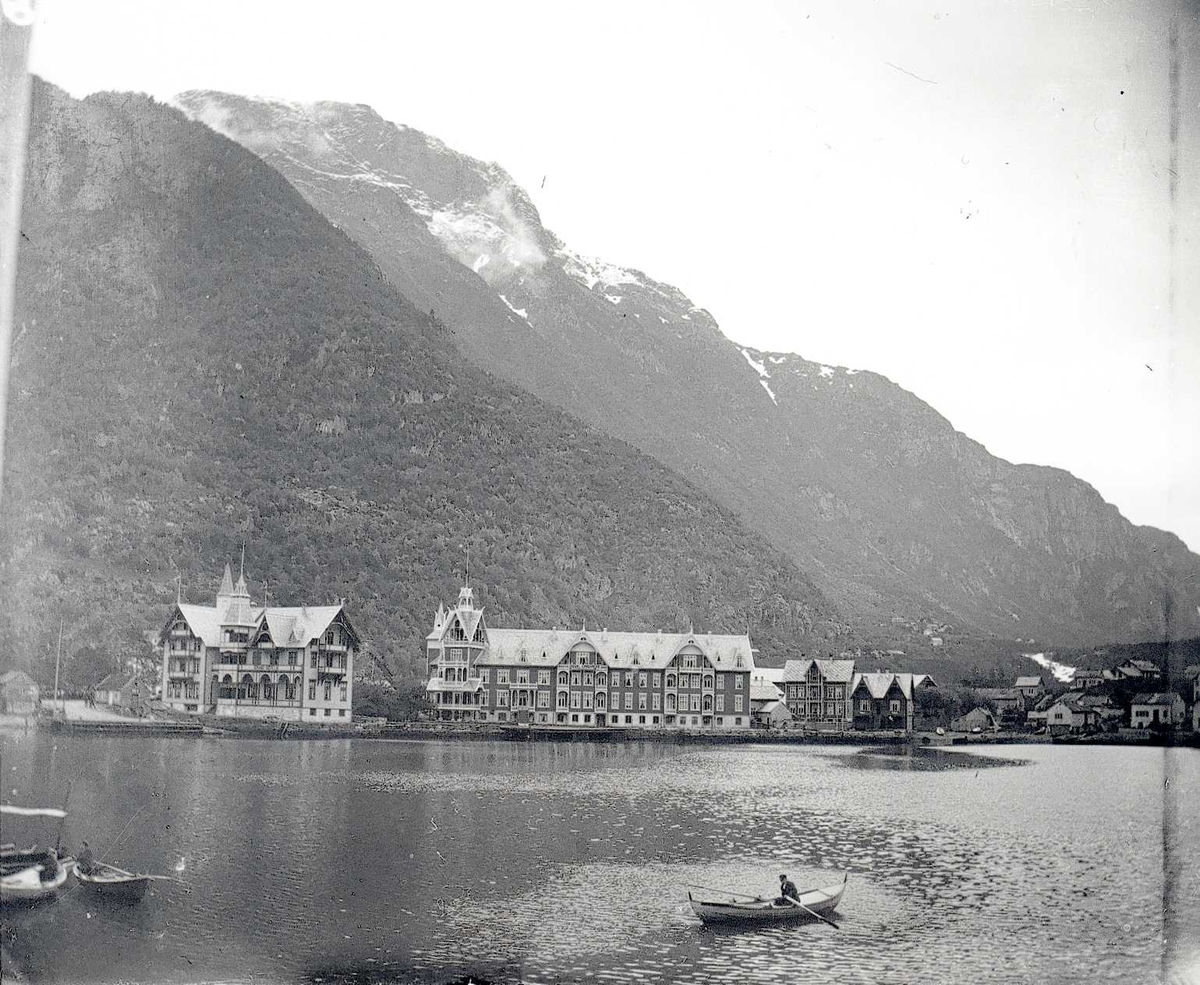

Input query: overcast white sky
[25,0,1200,550]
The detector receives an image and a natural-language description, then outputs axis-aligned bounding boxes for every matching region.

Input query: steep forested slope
[0,81,846,685]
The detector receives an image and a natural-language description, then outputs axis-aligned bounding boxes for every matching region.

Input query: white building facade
[159,564,359,722]
[425,586,756,729]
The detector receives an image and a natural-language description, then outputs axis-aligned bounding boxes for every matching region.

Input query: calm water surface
[0,732,1196,985]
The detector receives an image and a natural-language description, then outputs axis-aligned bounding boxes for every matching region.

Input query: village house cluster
[949,658,1199,736]
[748,660,937,732]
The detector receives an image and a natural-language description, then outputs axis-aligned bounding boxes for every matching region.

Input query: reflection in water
[834,745,1031,771]
[0,733,1192,985]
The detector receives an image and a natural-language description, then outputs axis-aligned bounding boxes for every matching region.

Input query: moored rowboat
[0,851,75,904]
[688,874,847,925]
[75,862,152,902]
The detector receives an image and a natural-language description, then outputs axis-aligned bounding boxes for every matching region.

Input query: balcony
[167,667,197,679]
[316,660,348,677]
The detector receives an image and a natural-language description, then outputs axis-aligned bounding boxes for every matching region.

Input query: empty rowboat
[75,862,152,902]
[688,873,847,926]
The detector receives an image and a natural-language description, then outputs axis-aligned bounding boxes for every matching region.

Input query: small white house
[1130,692,1185,729]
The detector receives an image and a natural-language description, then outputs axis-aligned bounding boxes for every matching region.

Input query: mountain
[0,79,849,686]
[171,91,1200,650]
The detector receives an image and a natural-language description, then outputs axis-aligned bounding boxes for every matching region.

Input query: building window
[716,673,725,688]
[558,671,569,686]
[537,690,549,708]
[517,670,530,685]
[597,672,607,687]
[498,669,509,684]
[652,716,660,725]
[498,691,509,707]
[684,655,696,668]
[571,692,581,709]
[309,708,316,716]
[734,695,744,713]
[340,682,348,701]
[571,672,581,686]
[735,676,744,689]
[324,682,332,701]
[703,675,713,689]
[638,672,647,689]
[652,673,661,688]
[624,672,634,688]
[538,670,550,686]
[584,672,593,686]
[691,694,701,712]
[666,674,676,688]
[450,648,463,661]
[652,693,661,710]
[557,690,568,709]
[308,683,316,700]
[890,699,900,714]
[666,694,676,711]
[638,693,647,710]
[583,692,594,709]
[716,694,725,712]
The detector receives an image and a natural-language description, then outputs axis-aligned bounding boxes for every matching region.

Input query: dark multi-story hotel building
[158,564,359,721]
[425,585,756,729]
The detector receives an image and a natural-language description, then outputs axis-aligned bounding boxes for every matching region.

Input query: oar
[684,883,766,902]
[784,895,840,930]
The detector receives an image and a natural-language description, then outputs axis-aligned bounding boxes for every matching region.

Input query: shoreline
[12,715,1195,747]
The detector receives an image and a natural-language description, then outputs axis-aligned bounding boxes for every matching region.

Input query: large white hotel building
[158,564,359,721]
[425,585,756,729]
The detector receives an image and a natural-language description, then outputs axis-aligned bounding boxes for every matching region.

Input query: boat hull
[0,854,74,905]
[689,877,846,926]
[76,867,151,902]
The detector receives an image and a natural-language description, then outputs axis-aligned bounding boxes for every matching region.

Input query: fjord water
[1,734,1195,985]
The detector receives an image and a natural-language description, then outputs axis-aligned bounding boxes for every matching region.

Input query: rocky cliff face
[172,91,1200,651]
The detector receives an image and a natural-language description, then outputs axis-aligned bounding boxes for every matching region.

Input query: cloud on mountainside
[173,94,335,161]
[426,185,547,284]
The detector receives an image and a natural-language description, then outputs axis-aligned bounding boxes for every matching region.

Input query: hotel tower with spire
[158,562,360,721]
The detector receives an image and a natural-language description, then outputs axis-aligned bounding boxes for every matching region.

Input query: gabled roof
[95,671,147,691]
[851,672,912,700]
[479,628,754,671]
[758,700,789,716]
[1049,693,1097,714]
[1015,676,1043,688]
[167,602,352,649]
[781,658,855,683]
[752,666,785,685]
[0,669,37,686]
[1131,692,1181,706]
[1032,693,1058,712]
[750,682,784,702]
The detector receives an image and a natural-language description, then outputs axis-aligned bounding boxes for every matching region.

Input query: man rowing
[776,873,799,906]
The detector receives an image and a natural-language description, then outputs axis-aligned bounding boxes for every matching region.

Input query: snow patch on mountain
[759,379,778,405]
[1025,651,1075,683]
[605,294,622,305]
[819,365,835,378]
[473,255,490,273]
[498,294,529,320]
[740,349,770,378]
[558,250,642,291]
